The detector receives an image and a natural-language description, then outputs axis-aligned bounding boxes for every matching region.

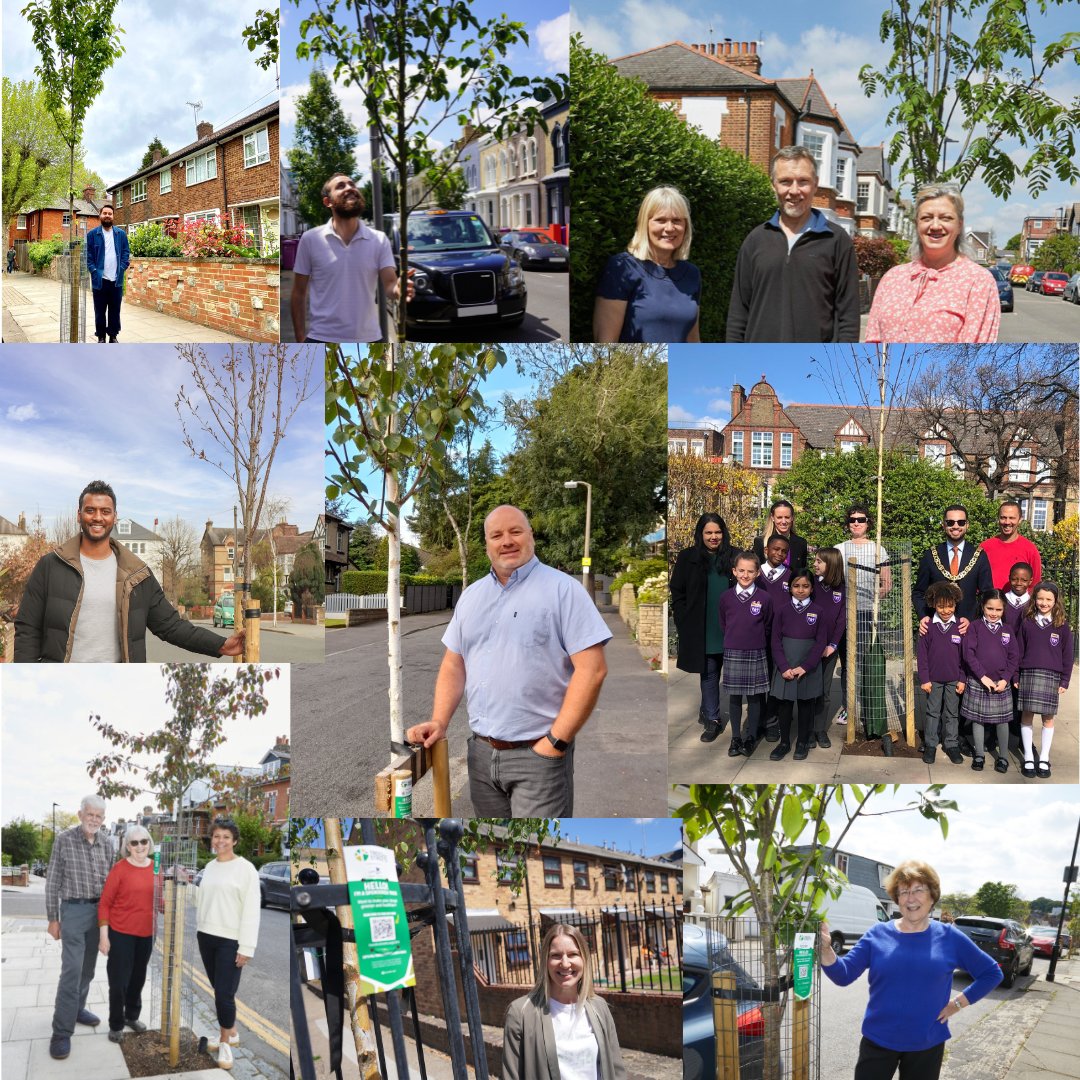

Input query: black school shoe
[945,746,964,765]
[995,757,1009,773]
[1021,760,1036,778]
[769,743,790,761]
[793,742,809,760]
[922,746,936,764]
[1036,762,1051,778]
[764,723,781,743]
[816,731,832,748]
[728,738,743,757]
[741,735,758,757]
[971,756,984,771]
[700,723,721,743]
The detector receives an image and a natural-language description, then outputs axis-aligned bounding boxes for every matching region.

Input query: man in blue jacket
[85,203,130,342]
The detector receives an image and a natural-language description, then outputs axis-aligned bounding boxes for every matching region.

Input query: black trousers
[197,931,244,1029]
[92,279,123,340]
[106,929,153,1032]
[854,1036,945,1080]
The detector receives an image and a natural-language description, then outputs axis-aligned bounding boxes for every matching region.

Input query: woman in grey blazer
[503,923,628,1080]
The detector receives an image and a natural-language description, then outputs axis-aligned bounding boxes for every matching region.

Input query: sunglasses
[129,839,149,846]
[848,516,867,523]
[944,519,967,526]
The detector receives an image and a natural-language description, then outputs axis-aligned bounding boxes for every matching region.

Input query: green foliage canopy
[569,35,777,341]
[139,136,169,171]
[1,818,41,865]
[973,880,1020,919]
[1032,234,1080,277]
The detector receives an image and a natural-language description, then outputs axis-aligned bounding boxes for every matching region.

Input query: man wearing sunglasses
[912,504,993,632]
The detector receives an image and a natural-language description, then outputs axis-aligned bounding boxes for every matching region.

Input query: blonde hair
[883,860,941,905]
[626,186,692,262]
[121,825,155,858]
[528,923,595,1007]
[909,185,973,261]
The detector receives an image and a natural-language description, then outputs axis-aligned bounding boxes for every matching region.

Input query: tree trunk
[760,869,782,1080]
[394,0,408,345]
[871,344,887,639]
[386,345,404,749]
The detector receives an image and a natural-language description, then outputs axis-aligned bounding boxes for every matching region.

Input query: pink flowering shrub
[175,219,260,258]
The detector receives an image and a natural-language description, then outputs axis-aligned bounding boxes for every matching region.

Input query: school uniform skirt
[1017,668,1062,715]
[770,637,823,700]
[960,680,1013,724]
[722,649,770,695]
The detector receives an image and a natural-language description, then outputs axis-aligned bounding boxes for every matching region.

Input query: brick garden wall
[124,257,279,341]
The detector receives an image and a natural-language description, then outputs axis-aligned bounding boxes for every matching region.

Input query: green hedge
[27,234,66,271]
[128,221,184,258]
[570,35,778,341]
[339,570,450,595]
[610,556,668,597]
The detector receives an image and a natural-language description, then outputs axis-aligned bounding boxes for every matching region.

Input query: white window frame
[669,438,687,454]
[132,178,147,203]
[924,442,947,468]
[801,131,825,170]
[16,214,26,229]
[857,182,870,213]
[1032,498,1048,531]
[730,430,743,463]
[835,853,849,875]
[62,212,71,226]
[840,440,858,454]
[751,431,773,468]
[690,438,705,457]
[223,566,234,581]
[781,432,793,469]
[835,157,847,194]
[243,125,271,168]
[186,148,217,187]
[184,209,220,225]
[117,520,131,535]
[114,189,123,207]
[159,167,172,194]
[1009,446,1032,483]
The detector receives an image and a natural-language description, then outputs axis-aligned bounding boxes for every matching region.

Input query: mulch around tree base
[839,733,922,758]
[119,1028,214,1076]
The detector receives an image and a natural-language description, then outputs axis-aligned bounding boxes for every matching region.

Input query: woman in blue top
[593,186,701,343]
[819,859,1002,1080]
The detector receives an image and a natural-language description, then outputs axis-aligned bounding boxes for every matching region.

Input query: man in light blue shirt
[406,505,611,815]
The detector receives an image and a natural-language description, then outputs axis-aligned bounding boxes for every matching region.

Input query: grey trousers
[924,682,959,750]
[467,736,574,816]
[53,900,100,1037]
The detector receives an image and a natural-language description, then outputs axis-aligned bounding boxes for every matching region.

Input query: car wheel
[831,931,846,955]
[1021,952,1033,976]
[1001,956,1016,988]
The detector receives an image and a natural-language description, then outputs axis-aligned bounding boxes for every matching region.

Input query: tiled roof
[203,526,270,547]
[27,199,102,216]
[857,145,886,175]
[110,101,279,191]
[111,519,163,542]
[0,515,28,536]
[776,77,835,121]
[612,41,774,91]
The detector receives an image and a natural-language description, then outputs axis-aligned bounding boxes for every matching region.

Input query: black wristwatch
[546,732,570,752]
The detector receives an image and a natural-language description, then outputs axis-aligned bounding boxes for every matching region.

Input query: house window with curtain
[159,167,172,193]
[132,179,147,203]
[543,856,562,887]
[186,149,217,186]
[243,126,271,168]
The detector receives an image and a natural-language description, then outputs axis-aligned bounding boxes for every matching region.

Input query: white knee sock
[1020,726,1034,764]
[1040,726,1054,762]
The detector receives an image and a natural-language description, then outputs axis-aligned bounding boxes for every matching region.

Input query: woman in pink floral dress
[866,185,1000,343]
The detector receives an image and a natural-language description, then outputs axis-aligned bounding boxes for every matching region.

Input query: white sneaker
[835,708,848,725]
[217,1042,233,1070]
[208,1034,240,1051]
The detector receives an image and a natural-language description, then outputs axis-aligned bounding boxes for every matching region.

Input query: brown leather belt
[475,734,535,750]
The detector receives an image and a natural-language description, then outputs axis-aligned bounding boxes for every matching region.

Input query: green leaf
[781,793,804,842]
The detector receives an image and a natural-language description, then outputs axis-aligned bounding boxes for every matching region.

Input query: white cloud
[668,404,697,422]
[705,398,732,417]
[6,403,40,422]
[537,13,570,71]
[570,9,625,58]
[623,0,697,54]
[694,414,728,431]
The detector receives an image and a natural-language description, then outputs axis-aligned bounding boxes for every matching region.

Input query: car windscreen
[514,233,556,245]
[407,215,493,251]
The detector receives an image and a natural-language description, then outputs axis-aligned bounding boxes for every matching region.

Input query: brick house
[711,375,1075,528]
[108,103,280,256]
[965,230,992,263]
[854,145,892,237]
[7,187,104,269]
[0,513,31,559]
[322,509,352,592]
[541,99,569,232]
[110,517,164,580]
[200,521,269,602]
[254,735,290,827]
[667,427,724,457]
[1019,214,1063,261]
[609,40,857,227]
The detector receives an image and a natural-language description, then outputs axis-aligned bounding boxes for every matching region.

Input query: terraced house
[108,103,280,256]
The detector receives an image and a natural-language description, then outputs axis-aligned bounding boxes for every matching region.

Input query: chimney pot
[82,185,95,202]
[196,120,213,140]
[18,512,26,531]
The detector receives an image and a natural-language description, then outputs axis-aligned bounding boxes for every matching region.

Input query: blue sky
[280,0,569,187]
[571,1,1080,246]
[1,0,277,191]
[0,345,323,539]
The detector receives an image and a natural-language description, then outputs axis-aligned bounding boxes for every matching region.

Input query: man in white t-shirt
[85,204,130,343]
[290,174,413,343]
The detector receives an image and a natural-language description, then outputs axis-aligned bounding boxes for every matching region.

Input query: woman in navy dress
[593,186,701,343]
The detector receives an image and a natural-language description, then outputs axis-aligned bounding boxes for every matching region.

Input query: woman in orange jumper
[98,826,155,1042]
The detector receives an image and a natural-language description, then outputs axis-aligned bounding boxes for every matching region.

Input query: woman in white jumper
[196,817,261,1070]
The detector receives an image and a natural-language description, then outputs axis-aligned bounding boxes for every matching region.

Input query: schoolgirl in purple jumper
[1015,582,1073,778]
[811,548,846,748]
[757,534,791,742]
[768,569,827,761]
[717,551,773,758]
[916,581,966,766]
[1002,562,1033,632]
[960,590,1019,774]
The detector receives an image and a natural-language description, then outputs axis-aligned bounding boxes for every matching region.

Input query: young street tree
[290,0,567,343]
[23,0,124,340]
[858,0,1080,196]
[287,67,359,229]
[678,784,955,1080]
[174,343,317,652]
[326,342,507,782]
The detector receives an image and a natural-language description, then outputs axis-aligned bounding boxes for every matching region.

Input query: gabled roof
[856,145,887,176]
[109,101,279,191]
[111,518,163,542]
[203,526,270,547]
[783,403,909,449]
[0,515,28,536]
[275,530,315,557]
[25,198,102,217]
[775,76,837,122]
[611,40,776,92]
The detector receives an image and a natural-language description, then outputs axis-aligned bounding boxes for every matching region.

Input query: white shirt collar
[792,598,809,610]
[736,584,756,598]
[932,613,955,628]
[1007,591,1029,606]
[1036,613,1051,627]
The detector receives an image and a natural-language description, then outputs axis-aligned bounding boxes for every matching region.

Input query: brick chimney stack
[152,149,163,163]
[196,120,213,140]
[18,512,26,531]
[731,383,746,419]
[82,185,95,202]
[692,39,762,76]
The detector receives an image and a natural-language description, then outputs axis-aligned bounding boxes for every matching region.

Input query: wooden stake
[792,994,810,1080]
[901,556,916,746]
[847,558,858,745]
[431,738,451,816]
[713,970,740,1080]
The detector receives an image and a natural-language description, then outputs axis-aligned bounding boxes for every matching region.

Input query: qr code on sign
[369,915,395,943]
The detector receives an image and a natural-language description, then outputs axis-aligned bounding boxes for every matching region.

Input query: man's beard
[335,201,363,219]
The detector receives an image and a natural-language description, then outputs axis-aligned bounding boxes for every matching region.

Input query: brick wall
[619,583,637,628]
[637,602,664,649]
[124,257,279,341]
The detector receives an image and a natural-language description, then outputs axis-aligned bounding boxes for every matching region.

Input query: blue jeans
[700,653,723,723]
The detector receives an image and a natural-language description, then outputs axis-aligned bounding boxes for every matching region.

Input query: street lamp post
[563,480,593,601]
[52,801,59,837]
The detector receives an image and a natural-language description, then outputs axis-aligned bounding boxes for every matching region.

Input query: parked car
[1037,271,1069,296]
[1010,263,1034,285]
[388,209,526,329]
[1028,925,1072,958]
[989,266,1014,312]
[212,592,235,628]
[818,884,890,954]
[1026,270,1045,292]
[952,916,1033,988]
[498,228,569,270]
[683,923,780,1080]
[258,861,294,909]
[1062,272,1080,304]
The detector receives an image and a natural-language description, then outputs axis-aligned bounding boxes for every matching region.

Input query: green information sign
[153,851,161,874]
[793,932,815,1001]
[344,845,416,995]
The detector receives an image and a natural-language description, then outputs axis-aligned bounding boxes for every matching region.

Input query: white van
[819,884,890,954]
